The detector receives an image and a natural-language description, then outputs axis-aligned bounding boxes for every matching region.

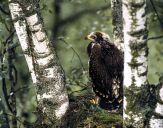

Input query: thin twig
[2,78,13,113]
[5,113,23,125]
[148,35,163,40]
[58,38,85,71]
[13,86,31,94]
[4,22,10,32]
[70,51,75,63]
[5,30,16,43]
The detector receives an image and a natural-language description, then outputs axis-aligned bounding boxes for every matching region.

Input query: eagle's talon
[89,97,99,105]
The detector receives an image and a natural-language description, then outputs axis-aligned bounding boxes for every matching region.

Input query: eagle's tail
[99,98,122,112]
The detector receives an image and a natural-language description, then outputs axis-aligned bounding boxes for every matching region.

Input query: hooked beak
[85,35,95,42]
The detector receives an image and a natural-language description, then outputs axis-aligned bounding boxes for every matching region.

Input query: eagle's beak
[85,35,95,42]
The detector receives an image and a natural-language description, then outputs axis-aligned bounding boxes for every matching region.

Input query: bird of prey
[85,31,123,111]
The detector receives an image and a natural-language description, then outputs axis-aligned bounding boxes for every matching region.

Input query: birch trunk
[123,0,148,127]
[8,0,69,126]
[149,80,163,127]
[111,0,124,51]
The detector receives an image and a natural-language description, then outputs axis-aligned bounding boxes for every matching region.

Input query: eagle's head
[85,32,113,56]
[85,31,112,44]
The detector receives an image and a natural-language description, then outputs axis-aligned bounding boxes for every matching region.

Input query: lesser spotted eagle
[85,31,123,111]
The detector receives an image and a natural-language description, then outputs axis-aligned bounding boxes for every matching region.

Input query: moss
[124,84,157,127]
[63,94,123,128]
[94,111,122,124]
[81,111,122,128]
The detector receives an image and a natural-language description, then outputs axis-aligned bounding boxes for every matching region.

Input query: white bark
[123,0,148,127]
[8,2,36,83]
[8,0,69,123]
[150,118,163,128]
[123,0,147,88]
[149,83,163,127]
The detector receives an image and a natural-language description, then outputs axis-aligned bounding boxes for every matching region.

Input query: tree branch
[148,35,163,40]
[58,38,85,71]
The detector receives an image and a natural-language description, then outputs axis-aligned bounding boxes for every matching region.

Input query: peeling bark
[123,0,148,127]
[8,0,69,126]
[111,0,124,51]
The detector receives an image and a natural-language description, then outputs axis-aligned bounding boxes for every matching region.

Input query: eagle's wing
[101,45,123,102]
[89,44,111,99]
[101,45,123,75]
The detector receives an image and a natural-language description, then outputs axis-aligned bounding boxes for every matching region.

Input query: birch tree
[8,0,69,126]
[149,78,163,128]
[111,0,124,51]
[123,0,149,127]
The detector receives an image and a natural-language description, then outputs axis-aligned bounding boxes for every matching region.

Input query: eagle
[85,31,123,111]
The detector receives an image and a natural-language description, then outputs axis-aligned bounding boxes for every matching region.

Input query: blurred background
[0,0,163,127]
[40,0,163,84]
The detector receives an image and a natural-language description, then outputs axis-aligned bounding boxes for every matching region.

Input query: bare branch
[58,38,85,71]
[5,30,16,43]
[148,35,163,40]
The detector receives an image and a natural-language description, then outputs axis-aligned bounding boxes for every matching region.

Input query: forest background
[0,0,163,127]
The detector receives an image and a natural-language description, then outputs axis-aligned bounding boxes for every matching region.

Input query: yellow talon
[90,97,99,105]
[90,99,96,104]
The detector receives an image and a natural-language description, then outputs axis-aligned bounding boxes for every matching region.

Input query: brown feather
[86,32,123,110]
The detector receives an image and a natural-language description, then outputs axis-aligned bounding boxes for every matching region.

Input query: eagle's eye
[91,35,97,39]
